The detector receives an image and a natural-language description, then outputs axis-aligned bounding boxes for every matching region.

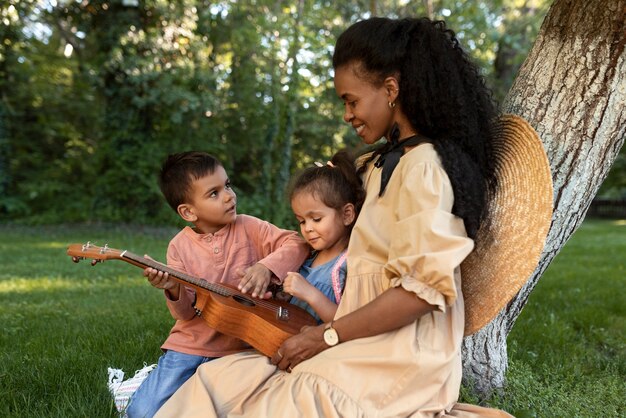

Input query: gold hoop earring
[388,101,396,109]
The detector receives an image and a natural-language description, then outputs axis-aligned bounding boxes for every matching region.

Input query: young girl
[156,17,513,417]
[283,151,365,323]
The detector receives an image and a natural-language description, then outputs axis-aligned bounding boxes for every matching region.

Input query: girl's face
[291,192,353,254]
[334,63,395,144]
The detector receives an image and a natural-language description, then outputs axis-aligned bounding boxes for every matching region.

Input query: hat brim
[461,114,553,336]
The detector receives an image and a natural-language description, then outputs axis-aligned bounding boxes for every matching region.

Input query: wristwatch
[323,321,340,346]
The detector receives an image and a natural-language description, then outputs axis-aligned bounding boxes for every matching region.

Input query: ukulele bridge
[276,306,290,322]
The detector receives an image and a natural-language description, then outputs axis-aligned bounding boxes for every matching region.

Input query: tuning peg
[72,256,81,263]
[91,259,101,266]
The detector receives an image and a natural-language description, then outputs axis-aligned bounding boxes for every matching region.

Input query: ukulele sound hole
[232,295,256,307]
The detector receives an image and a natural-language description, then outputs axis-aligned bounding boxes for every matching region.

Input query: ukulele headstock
[67,242,124,265]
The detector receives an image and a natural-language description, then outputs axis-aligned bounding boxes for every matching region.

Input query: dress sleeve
[164,240,197,320]
[384,160,474,312]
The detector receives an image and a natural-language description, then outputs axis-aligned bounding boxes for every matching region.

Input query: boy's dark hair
[288,150,365,229]
[159,151,222,212]
[332,17,498,239]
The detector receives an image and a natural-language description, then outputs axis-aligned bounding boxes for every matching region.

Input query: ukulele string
[125,252,284,314]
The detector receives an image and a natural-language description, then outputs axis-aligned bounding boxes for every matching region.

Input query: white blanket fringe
[107,363,157,417]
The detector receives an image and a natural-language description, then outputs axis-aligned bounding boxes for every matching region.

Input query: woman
[155,17,513,418]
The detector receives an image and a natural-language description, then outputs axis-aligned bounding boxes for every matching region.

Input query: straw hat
[461,114,553,336]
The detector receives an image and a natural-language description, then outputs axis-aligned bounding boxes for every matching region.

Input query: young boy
[125,151,309,418]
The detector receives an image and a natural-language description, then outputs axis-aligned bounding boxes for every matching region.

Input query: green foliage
[0,219,623,416]
[1,0,565,225]
[597,145,626,198]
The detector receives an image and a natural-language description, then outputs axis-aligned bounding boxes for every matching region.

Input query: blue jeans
[126,350,216,418]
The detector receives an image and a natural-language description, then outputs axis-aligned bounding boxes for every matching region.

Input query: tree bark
[462,0,626,396]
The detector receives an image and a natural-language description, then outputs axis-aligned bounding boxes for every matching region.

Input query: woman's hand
[270,287,438,372]
[270,287,438,373]
[270,324,328,372]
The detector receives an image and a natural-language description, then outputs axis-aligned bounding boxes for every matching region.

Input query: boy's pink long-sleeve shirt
[161,214,309,357]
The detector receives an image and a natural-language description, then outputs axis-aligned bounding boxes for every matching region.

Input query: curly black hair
[332,17,498,238]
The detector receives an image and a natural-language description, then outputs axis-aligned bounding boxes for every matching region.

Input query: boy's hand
[237,263,273,299]
[143,255,181,299]
[283,272,314,300]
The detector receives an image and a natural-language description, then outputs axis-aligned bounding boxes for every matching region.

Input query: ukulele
[67,242,317,357]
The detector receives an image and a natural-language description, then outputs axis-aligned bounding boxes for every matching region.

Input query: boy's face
[178,165,237,234]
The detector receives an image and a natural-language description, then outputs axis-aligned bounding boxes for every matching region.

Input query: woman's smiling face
[334,63,395,145]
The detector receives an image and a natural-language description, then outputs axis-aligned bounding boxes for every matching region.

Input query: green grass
[492,219,626,417]
[0,225,176,418]
[0,220,624,417]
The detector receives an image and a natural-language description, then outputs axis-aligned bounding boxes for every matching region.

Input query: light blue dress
[289,251,347,323]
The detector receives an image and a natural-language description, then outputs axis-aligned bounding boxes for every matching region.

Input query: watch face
[324,328,339,346]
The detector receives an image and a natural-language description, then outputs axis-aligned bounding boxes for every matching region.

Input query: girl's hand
[283,272,315,300]
[270,324,328,372]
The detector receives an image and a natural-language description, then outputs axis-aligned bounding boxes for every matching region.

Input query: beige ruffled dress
[155,144,513,418]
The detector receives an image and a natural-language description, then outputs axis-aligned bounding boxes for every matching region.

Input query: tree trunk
[273,0,305,225]
[422,0,434,20]
[462,0,626,396]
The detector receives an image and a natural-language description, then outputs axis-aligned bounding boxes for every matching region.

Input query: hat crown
[461,114,553,335]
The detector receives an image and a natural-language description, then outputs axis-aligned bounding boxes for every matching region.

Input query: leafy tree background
[1,0,622,229]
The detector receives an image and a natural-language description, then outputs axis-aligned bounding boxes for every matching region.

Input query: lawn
[0,220,623,417]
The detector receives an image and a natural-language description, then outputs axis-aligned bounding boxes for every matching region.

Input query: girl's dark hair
[289,150,365,229]
[332,17,498,238]
[159,151,222,212]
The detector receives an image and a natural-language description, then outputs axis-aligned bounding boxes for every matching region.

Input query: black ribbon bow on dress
[374,125,432,196]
